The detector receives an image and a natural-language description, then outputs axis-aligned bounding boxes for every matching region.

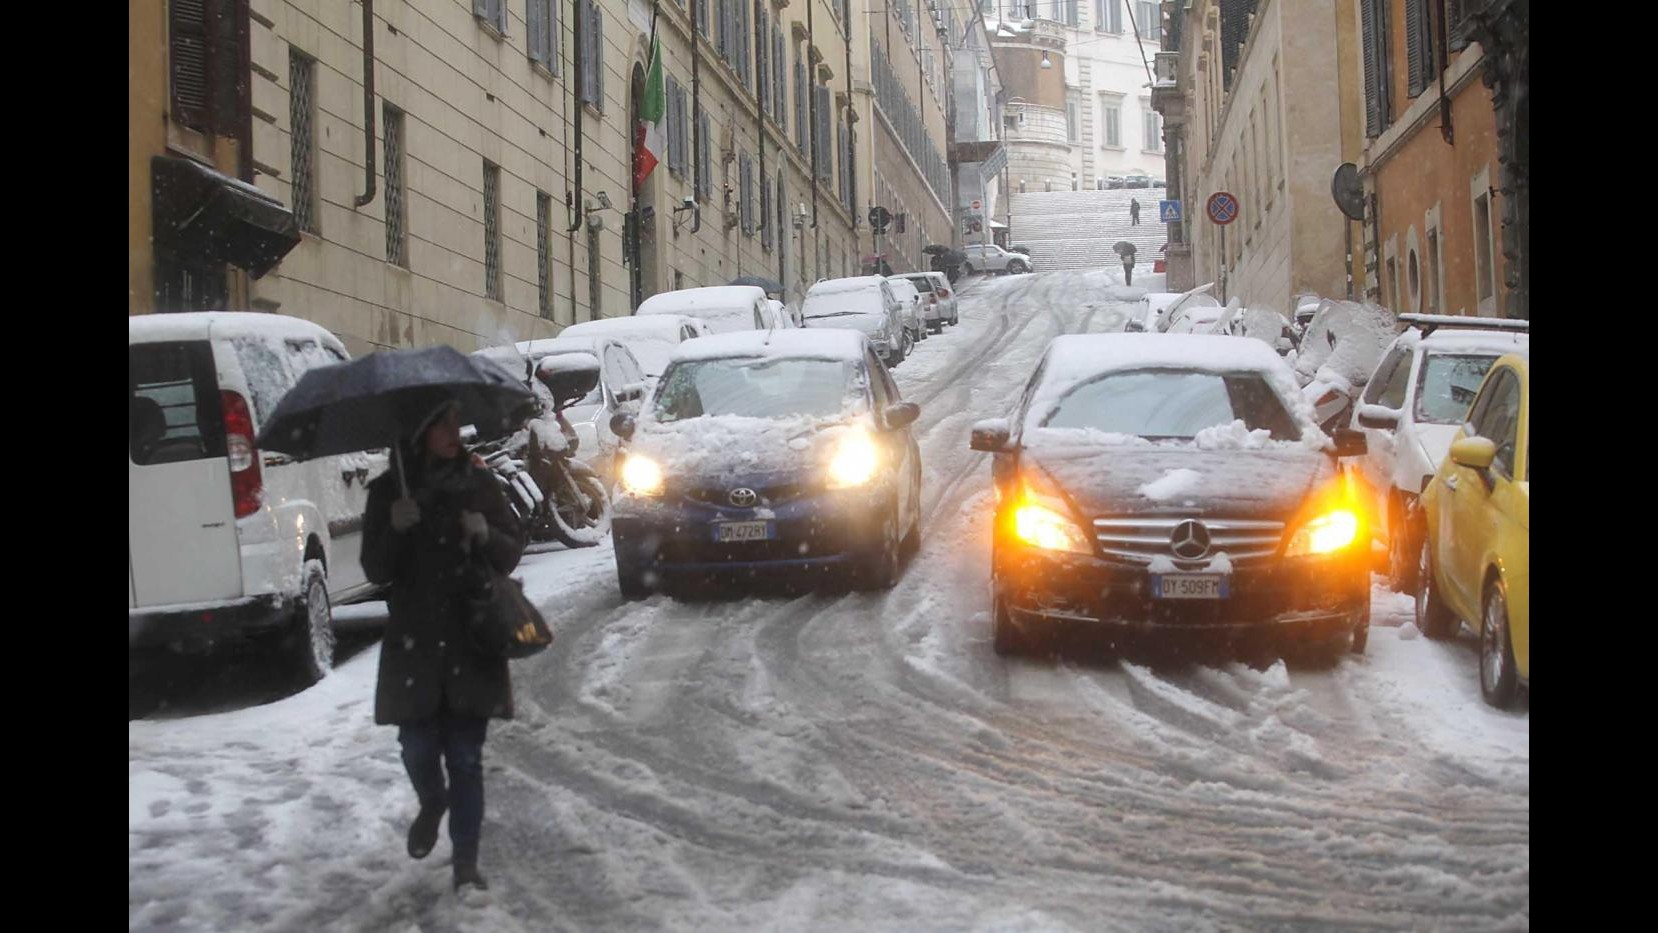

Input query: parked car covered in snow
[1350,314,1529,591]
[801,276,910,365]
[609,329,923,596]
[884,275,929,347]
[513,335,649,482]
[893,271,960,332]
[1139,285,1218,333]
[1293,298,1399,434]
[1417,353,1530,708]
[636,285,771,335]
[129,313,384,686]
[557,314,714,381]
[971,333,1371,662]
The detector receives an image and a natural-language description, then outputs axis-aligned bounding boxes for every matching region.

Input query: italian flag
[634,32,665,191]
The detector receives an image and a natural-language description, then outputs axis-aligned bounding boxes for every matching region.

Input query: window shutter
[756,10,768,112]
[741,154,753,235]
[795,59,807,153]
[697,107,711,200]
[1405,0,1427,98]
[210,0,242,133]
[1361,0,1383,136]
[1447,0,1468,52]
[170,0,212,131]
[528,0,546,64]
[761,168,772,248]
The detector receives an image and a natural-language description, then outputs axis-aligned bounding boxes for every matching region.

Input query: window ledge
[476,19,506,42]
[1101,144,1126,152]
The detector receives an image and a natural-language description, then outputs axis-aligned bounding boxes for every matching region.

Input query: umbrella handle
[392,443,409,499]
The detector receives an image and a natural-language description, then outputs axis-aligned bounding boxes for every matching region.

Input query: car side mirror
[609,413,636,440]
[883,401,920,430]
[970,418,1011,452]
[1449,435,1496,470]
[1330,427,1368,457]
[1355,404,1402,430]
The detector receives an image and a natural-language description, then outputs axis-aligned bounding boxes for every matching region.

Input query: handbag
[465,551,553,660]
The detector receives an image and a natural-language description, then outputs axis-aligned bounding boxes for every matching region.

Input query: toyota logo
[729,487,759,507]
[1169,520,1211,559]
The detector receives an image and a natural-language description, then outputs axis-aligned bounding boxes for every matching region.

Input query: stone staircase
[1008,188,1170,274]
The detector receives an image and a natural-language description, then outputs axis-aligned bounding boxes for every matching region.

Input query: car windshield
[1415,353,1498,424]
[1041,369,1302,441]
[653,357,862,422]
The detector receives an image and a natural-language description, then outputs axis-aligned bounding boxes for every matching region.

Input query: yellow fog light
[827,430,880,489]
[620,454,664,496]
[1012,501,1093,555]
[1284,509,1360,556]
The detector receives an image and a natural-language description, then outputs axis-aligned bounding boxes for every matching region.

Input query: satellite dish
[1331,163,1366,222]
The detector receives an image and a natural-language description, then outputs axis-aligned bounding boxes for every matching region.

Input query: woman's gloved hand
[460,510,491,546]
[390,497,422,533]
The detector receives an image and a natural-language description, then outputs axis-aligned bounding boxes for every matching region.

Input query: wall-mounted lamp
[585,190,614,214]
[1040,51,1052,70]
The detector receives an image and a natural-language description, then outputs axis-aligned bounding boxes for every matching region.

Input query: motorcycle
[470,350,612,548]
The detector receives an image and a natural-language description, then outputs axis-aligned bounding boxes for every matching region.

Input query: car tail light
[221,390,263,518]
[940,289,951,297]
[929,294,938,304]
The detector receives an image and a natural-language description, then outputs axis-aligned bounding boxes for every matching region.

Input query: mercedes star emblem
[1170,520,1211,560]
[729,487,759,508]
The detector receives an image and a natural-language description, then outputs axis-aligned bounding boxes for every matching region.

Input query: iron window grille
[483,161,502,301]
[537,192,552,317]
[289,48,318,233]
[384,103,407,266]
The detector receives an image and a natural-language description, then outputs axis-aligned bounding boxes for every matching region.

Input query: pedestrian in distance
[361,397,527,893]
[1129,198,1141,226]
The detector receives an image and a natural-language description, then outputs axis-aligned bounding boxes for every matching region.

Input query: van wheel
[289,559,335,686]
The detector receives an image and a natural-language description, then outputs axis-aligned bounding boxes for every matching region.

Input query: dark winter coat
[362,452,526,725]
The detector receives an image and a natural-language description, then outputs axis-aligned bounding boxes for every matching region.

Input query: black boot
[453,861,489,892]
[406,802,446,860]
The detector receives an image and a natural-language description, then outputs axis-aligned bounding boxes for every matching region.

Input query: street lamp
[1040,51,1052,69]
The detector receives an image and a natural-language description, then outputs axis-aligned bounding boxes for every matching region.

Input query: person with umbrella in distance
[255,345,537,893]
[361,393,525,892]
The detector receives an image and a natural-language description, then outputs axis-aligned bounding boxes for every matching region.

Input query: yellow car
[1416,353,1529,708]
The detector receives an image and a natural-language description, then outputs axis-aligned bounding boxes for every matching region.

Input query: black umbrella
[729,274,784,293]
[254,345,534,495]
[922,244,950,256]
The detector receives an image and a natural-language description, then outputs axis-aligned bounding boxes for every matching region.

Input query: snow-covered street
[129,270,1529,930]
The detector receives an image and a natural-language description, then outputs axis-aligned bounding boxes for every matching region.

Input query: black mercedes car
[971,333,1372,662]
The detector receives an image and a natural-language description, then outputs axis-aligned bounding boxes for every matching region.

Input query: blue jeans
[398,711,489,867]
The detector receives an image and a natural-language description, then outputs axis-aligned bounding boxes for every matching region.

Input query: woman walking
[361,397,525,892]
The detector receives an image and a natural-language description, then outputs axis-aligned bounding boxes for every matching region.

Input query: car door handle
[1443,475,1458,491]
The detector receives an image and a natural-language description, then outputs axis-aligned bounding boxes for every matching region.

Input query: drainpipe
[807,0,819,232]
[756,0,766,257]
[567,0,586,234]
[846,13,856,257]
[353,0,377,207]
[1435,0,1454,146]
[690,0,703,233]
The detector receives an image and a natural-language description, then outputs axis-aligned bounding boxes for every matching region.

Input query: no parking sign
[1206,192,1240,226]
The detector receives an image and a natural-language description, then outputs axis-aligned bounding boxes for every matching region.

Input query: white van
[636,285,770,335]
[129,313,382,685]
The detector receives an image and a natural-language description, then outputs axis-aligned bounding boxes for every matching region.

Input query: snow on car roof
[560,315,697,340]
[636,286,765,316]
[668,328,868,364]
[807,275,886,295]
[1407,327,1531,355]
[516,335,604,359]
[129,311,343,352]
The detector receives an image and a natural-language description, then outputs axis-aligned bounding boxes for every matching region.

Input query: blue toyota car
[609,329,923,596]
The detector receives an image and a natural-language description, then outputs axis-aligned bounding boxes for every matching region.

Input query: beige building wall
[131,0,861,356]
[1183,0,1353,316]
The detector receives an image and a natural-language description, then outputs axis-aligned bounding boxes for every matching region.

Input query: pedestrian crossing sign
[1160,200,1182,223]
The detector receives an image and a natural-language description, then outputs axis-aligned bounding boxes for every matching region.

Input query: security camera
[683,195,695,209]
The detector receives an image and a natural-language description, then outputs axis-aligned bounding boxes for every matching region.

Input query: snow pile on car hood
[631,413,865,479]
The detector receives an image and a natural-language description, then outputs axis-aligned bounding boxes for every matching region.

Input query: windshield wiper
[804,311,861,319]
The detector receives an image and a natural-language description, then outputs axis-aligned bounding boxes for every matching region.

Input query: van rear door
[129,340,243,607]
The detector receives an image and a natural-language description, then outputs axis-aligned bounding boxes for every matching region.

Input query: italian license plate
[1151,574,1229,600]
[713,521,774,543]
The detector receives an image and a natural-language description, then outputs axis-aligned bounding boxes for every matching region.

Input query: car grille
[658,526,850,564]
[681,482,808,508]
[1091,517,1285,567]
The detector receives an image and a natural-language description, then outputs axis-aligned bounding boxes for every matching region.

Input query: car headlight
[827,430,880,489]
[619,454,664,496]
[1283,508,1361,556]
[1011,495,1093,555]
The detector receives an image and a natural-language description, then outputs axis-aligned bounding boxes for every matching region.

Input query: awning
[988,220,1008,229]
[948,139,1003,165]
[152,155,301,279]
